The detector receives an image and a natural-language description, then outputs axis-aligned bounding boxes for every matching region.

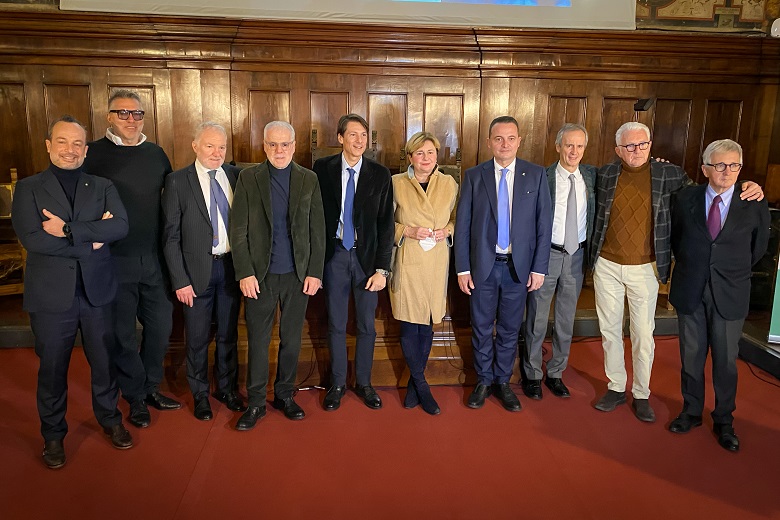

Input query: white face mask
[419,230,436,252]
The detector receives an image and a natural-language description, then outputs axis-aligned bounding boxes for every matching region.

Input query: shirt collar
[493,158,516,173]
[342,154,363,174]
[556,161,581,180]
[706,183,735,207]
[194,160,223,177]
[106,127,147,146]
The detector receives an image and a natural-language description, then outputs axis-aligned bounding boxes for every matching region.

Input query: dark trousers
[324,245,378,387]
[244,272,309,406]
[30,296,122,442]
[184,255,241,400]
[470,257,527,385]
[677,282,743,425]
[399,320,434,385]
[111,254,173,403]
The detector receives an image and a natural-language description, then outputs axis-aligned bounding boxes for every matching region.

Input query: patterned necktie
[497,168,510,250]
[208,170,230,248]
[707,194,722,240]
[342,167,356,249]
[564,174,579,255]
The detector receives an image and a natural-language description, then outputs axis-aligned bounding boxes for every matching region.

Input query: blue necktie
[342,167,356,249]
[497,168,510,250]
[208,170,230,248]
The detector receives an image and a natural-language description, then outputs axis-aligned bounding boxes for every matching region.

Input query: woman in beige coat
[390,131,458,415]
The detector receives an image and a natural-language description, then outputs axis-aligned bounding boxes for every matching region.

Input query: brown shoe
[103,424,134,450]
[42,440,66,469]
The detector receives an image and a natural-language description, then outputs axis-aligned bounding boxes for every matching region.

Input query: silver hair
[615,122,650,145]
[702,139,743,165]
[263,121,295,141]
[555,123,588,147]
[194,121,227,141]
[108,89,142,110]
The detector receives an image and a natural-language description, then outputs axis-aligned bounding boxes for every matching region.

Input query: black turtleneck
[50,162,81,208]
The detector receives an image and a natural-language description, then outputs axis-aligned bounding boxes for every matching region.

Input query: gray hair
[264,121,295,141]
[555,123,588,147]
[702,139,743,164]
[615,122,650,145]
[194,121,227,141]
[108,89,142,110]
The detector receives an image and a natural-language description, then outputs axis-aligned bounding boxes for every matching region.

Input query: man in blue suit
[455,115,552,411]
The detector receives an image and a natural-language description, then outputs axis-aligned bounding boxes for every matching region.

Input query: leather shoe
[594,390,626,412]
[714,424,740,452]
[103,424,133,450]
[236,406,266,431]
[194,397,213,421]
[669,413,702,433]
[521,379,543,400]
[145,392,182,410]
[272,396,306,420]
[323,385,346,411]
[212,390,246,412]
[42,440,66,469]
[467,383,491,409]
[495,383,522,412]
[545,377,571,398]
[631,398,656,423]
[354,385,382,410]
[128,400,151,428]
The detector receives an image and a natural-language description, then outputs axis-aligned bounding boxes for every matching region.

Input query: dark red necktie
[707,194,722,240]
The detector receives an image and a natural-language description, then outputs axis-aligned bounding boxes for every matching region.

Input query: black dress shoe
[236,406,266,431]
[714,424,740,452]
[145,392,182,410]
[272,396,306,420]
[354,385,382,410]
[128,400,151,428]
[495,383,522,412]
[323,385,346,411]
[194,397,214,421]
[42,440,66,469]
[467,383,491,409]
[212,390,247,412]
[669,413,702,434]
[544,377,571,398]
[103,424,133,450]
[522,379,543,400]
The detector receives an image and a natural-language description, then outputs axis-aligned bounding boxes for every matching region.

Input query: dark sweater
[82,137,172,257]
[268,163,295,274]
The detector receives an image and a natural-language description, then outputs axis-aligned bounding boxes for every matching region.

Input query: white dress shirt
[337,154,363,241]
[551,162,588,245]
[105,128,147,146]
[195,160,234,255]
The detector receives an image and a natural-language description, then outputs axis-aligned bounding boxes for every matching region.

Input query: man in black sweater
[82,90,180,428]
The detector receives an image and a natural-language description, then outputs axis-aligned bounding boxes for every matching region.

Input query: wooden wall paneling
[247,90,291,163]
[423,94,463,166]
[0,83,33,181]
[367,93,407,173]
[199,70,234,163]
[169,69,204,170]
[598,98,640,166]
[507,79,542,165]
[43,84,93,139]
[699,99,744,182]
[543,95,587,167]
[651,98,692,169]
[310,92,349,149]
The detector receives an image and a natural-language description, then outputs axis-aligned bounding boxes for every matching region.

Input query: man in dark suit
[522,123,595,400]
[668,139,769,452]
[12,116,133,469]
[455,115,552,411]
[162,122,245,421]
[313,114,394,411]
[230,121,325,430]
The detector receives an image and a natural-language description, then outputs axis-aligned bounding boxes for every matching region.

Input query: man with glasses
[313,114,394,411]
[668,139,768,452]
[589,122,762,423]
[230,121,325,430]
[83,89,180,429]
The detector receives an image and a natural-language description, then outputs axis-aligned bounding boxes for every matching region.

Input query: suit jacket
[546,161,597,267]
[669,184,769,321]
[11,167,129,313]
[454,158,552,285]
[229,161,325,284]
[313,153,394,275]
[162,162,239,294]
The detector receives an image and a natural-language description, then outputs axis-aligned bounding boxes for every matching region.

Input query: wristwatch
[62,223,72,240]
[376,269,390,278]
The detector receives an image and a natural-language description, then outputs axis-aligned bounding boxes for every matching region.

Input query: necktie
[707,194,722,240]
[342,167,356,250]
[563,174,579,255]
[497,168,510,250]
[208,170,230,248]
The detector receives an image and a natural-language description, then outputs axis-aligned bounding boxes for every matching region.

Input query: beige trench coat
[389,167,458,324]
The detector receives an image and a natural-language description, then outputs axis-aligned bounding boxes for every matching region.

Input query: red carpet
[1,337,779,520]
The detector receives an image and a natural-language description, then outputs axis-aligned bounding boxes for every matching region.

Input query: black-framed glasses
[705,162,743,172]
[109,109,145,121]
[618,141,650,152]
[264,141,293,151]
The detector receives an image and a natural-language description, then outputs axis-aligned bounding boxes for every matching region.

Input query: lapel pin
[522,172,526,176]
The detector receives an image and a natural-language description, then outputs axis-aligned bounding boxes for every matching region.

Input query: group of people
[11,88,768,470]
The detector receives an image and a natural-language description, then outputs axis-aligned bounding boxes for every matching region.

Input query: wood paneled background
[1,11,779,385]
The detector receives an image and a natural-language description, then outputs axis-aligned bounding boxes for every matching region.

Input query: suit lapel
[72,172,94,220]
[41,170,73,221]
[223,163,238,191]
[186,164,210,224]
[328,155,342,211]
[480,161,498,222]
[512,160,526,224]
[289,163,304,224]
[354,160,371,216]
[254,163,273,225]
[688,185,711,240]
[720,190,745,238]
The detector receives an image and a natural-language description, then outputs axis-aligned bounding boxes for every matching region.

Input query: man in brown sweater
[589,122,762,423]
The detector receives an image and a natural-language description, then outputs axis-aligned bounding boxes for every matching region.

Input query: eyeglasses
[705,162,743,172]
[618,141,650,152]
[109,109,145,121]
[265,141,293,151]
